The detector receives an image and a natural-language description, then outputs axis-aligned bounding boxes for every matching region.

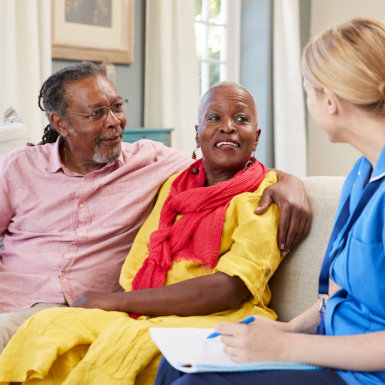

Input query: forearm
[287,300,321,334]
[123,272,249,316]
[284,330,385,371]
[286,284,384,370]
[288,281,341,334]
[220,316,385,371]
[75,272,251,316]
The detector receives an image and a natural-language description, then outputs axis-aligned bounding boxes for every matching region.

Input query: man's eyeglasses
[67,98,129,123]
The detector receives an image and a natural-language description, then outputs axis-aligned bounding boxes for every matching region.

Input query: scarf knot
[131,158,267,294]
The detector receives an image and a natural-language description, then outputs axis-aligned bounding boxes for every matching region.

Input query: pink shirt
[0,138,191,312]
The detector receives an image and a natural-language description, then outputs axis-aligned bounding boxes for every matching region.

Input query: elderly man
[0,62,310,351]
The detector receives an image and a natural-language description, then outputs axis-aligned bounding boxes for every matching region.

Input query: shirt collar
[46,136,65,173]
[370,144,385,182]
[114,148,124,167]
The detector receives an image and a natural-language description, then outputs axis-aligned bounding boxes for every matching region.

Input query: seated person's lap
[0,303,66,353]
[155,358,347,385]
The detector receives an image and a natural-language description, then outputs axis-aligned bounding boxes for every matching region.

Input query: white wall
[307,0,385,176]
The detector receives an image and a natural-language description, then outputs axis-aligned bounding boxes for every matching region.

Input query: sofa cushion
[0,107,29,156]
[269,176,345,322]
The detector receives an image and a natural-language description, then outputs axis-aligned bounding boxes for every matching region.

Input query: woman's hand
[216,316,292,362]
[216,312,385,371]
[71,291,126,311]
[256,171,312,256]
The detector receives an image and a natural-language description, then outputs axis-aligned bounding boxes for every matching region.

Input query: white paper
[150,327,325,374]
[150,327,232,372]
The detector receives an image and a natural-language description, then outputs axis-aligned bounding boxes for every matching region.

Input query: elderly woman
[155,17,385,385]
[0,82,282,384]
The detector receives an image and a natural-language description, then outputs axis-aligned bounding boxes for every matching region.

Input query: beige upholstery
[0,123,28,156]
[0,106,29,157]
[269,176,345,322]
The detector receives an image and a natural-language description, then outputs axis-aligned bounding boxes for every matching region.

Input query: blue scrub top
[325,145,385,385]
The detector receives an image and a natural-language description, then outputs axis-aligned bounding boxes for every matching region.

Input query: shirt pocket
[346,235,385,317]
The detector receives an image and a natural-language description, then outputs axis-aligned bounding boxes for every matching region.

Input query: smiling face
[196,84,260,184]
[55,74,127,168]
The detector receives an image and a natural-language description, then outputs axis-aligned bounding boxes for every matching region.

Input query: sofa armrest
[269,176,345,322]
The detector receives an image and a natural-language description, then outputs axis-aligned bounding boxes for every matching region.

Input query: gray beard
[92,143,121,164]
[65,121,122,165]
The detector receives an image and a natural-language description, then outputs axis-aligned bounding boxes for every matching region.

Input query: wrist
[287,300,322,334]
[114,292,131,312]
[276,329,299,362]
[283,331,309,362]
[286,318,301,333]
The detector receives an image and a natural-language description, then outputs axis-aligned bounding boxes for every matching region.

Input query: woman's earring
[191,146,200,174]
[244,156,256,170]
[192,147,199,160]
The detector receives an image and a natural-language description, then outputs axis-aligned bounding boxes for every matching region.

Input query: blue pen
[206,316,255,339]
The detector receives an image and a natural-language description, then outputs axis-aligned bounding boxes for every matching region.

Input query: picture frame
[52,0,134,64]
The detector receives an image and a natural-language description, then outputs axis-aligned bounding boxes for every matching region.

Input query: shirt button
[69,246,75,252]
[60,271,65,278]
[79,203,84,208]
[265,268,271,277]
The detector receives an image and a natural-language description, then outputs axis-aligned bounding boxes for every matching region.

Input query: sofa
[0,107,29,157]
[0,115,345,320]
[269,176,345,321]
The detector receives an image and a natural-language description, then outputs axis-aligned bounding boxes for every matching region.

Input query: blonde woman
[155,18,385,385]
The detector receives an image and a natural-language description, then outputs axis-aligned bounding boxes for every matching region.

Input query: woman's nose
[221,119,236,133]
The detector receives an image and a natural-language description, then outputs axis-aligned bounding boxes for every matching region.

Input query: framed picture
[52,0,134,64]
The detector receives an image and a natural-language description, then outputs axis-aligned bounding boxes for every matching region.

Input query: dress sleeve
[214,171,282,305]
[119,173,181,291]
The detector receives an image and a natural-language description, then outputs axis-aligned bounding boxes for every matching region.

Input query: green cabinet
[122,128,173,147]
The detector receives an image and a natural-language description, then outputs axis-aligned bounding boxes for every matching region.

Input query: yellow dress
[0,171,281,385]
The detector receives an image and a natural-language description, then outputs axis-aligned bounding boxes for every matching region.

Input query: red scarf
[131,158,266,293]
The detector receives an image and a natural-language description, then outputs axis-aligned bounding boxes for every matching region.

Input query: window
[194,0,241,95]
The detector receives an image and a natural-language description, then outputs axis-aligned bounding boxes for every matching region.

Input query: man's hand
[256,172,312,256]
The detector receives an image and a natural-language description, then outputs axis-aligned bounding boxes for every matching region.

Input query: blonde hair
[302,18,385,113]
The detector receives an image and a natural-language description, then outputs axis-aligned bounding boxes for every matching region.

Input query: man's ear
[50,112,69,137]
[324,89,338,115]
[194,125,200,147]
